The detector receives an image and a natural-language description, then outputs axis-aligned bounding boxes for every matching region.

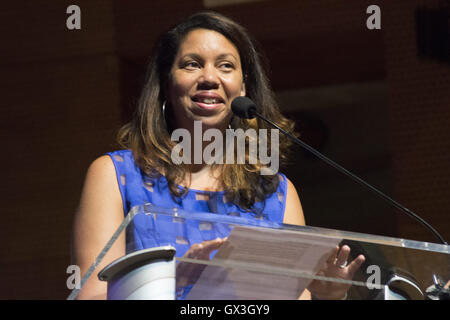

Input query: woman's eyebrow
[180,53,238,61]
[180,53,202,60]
[216,53,238,61]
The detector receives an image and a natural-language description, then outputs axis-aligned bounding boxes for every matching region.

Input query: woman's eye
[219,62,234,70]
[183,61,200,69]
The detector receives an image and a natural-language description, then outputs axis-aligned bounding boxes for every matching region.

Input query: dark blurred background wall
[0,0,448,299]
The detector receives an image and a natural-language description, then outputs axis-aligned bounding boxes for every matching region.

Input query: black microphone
[231,96,447,245]
[231,96,257,119]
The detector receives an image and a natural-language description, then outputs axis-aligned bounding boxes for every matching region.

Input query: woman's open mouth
[192,93,225,110]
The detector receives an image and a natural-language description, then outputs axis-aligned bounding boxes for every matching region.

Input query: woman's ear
[161,73,172,102]
[161,82,168,103]
[240,81,246,96]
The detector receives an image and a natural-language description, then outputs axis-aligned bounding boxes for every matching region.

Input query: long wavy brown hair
[118,11,296,210]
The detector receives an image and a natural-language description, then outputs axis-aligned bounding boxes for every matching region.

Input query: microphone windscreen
[231,96,257,119]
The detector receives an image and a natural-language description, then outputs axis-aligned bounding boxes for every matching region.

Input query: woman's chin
[187,109,231,129]
[194,117,229,129]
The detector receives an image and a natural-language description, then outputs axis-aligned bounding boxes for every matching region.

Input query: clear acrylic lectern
[67,203,450,300]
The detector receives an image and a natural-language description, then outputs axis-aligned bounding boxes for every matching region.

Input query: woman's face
[166,28,246,130]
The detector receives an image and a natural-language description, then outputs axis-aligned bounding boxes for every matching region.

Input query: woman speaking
[72,11,364,300]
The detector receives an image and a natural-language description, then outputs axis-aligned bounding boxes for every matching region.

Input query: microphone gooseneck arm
[241,104,448,245]
[254,110,447,245]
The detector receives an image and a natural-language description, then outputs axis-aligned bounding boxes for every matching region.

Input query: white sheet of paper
[186,225,342,299]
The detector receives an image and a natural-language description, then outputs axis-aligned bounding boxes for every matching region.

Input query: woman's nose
[198,65,219,89]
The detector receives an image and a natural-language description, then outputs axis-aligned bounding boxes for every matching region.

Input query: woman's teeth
[201,98,219,104]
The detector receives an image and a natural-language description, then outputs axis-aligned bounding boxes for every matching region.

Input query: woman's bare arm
[71,155,125,299]
[283,178,306,226]
[283,178,311,300]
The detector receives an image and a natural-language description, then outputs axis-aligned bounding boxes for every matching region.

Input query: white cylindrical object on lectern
[98,246,176,300]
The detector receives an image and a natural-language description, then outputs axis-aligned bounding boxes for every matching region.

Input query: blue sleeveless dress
[107,149,287,257]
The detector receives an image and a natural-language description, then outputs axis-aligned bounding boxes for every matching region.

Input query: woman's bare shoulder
[283,177,306,226]
[86,155,116,178]
[76,154,122,217]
